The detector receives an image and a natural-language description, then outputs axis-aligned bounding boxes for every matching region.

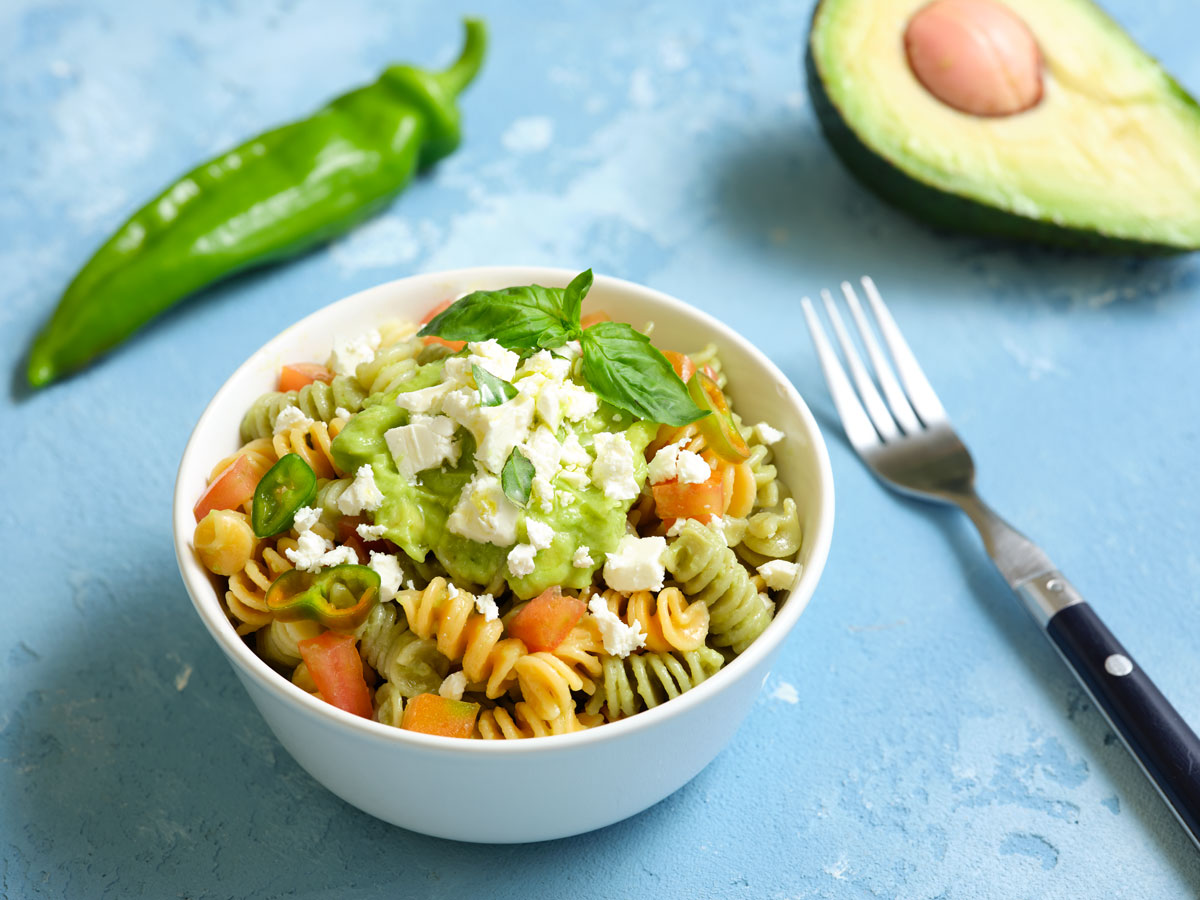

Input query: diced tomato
[508,587,586,652]
[420,299,466,351]
[662,351,695,383]
[702,364,718,381]
[278,363,334,392]
[652,465,726,520]
[298,631,373,718]
[193,455,259,522]
[401,693,480,738]
[580,311,611,329]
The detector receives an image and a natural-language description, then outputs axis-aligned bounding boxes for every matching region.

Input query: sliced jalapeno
[252,453,318,538]
[687,372,750,463]
[265,564,381,631]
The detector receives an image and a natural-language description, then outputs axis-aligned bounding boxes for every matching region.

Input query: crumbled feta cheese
[525,519,554,551]
[558,340,583,361]
[556,490,576,506]
[754,422,785,445]
[356,523,388,540]
[531,476,555,510]
[329,329,381,376]
[285,529,333,572]
[292,505,320,533]
[385,414,459,480]
[602,535,667,592]
[438,671,468,701]
[507,543,537,577]
[474,593,499,621]
[467,339,520,382]
[335,407,353,420]
[337,464,385,514]
[368,551,403,602]
[522,349,571,382]
[321,545,359,568]
[559,381,599,421]
[273,405,313,435]
[590,432,639,500]
[587,594,647,658]
[559,432,591,468]
[523,427,562,481]
[394,381,454,414]
[447,473,520,546]
[573,546,594,568]
[558,468,589,490]
[443,390,535,474]
[676,450,712,484]
[757,559,801,591]
[535,382,563,431]
[648,441,712,485]
[446,583,459,599]
[665,519,686,537]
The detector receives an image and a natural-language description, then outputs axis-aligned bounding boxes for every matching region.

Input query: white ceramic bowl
[173,266,834,843]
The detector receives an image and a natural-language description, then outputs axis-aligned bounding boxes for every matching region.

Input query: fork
[802,277,1200,849]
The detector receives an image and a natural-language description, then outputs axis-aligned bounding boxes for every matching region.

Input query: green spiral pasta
[664,520,775,653]
[583,648,724,721]
[688,342,728,390]
[739,498,802,566]
[746,442,779,510]
[357,601,450,698]
[239,374,368,442]
[353,336,424,397]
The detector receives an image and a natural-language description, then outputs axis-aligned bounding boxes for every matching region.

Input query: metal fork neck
[955,490,1053,585]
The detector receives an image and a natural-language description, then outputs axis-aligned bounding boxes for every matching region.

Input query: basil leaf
[473,364,518,407]
[501,447,534,508]
[561,269,592,334]
[419,284,573,350]
[580,322,709,427]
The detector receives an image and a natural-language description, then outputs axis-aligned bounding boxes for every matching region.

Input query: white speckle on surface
[174,664,192,692]
[770,681,799,704]
[824,856,850,880]
[502,116,555,153]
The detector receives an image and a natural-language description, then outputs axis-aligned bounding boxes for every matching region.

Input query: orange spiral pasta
[223,535,297,635]
[592,587,710,653]
[272,419,341,480]
[477,701,601,739]
[397,578,526,699]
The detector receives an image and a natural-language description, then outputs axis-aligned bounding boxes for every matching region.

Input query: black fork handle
[1020,572,1200,848]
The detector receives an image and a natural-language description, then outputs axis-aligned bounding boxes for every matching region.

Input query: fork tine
[840,280,921,434]
[801,297,881,452]
[860,276,947,426]
[819,289,900,442]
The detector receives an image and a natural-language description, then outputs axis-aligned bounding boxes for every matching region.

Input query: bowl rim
[173,265,835,755]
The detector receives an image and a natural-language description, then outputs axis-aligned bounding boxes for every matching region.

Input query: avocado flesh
[808,0,1200,252]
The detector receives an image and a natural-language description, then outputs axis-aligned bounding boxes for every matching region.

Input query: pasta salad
[192,271,802,739]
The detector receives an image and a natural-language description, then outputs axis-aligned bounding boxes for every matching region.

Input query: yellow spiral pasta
[257,618,323,669]
[477,701,600,739]
[223,535,297,634]
[592,588,710,653]
[193,509,257,577]
[397,578,525,699]
[272,419,341,480]
[584,648,725,722]
[513,652,588,722]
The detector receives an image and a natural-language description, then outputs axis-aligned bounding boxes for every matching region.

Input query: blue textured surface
[3,0,1200,896]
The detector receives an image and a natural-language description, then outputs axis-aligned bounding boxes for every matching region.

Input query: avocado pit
[905,0,1043,117]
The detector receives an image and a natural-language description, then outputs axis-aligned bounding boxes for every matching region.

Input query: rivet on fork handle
[1015,570,1084,627]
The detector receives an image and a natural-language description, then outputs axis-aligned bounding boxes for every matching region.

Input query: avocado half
[807,0,1200,252]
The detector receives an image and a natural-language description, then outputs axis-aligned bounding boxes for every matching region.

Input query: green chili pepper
[253,453,318,538]
[266,564,381,631]
[26,19,487,389]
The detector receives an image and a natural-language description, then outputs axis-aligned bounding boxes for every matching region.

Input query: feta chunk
[754,422,785,445]
[356,523,388,540]
[559,381,599,421]
[328,329,381,376]
[474,593,499,621]
[335,407,353,421]
[587,594,647,658]
[438,671,468,701]
[602,535,667,592]
[590,432,639,500]
[368,551,403,602]
[292,505,320,533]
[522,349,571,381]
[525,519,555,551]
[394,381,454,414]
[443,390,535,474]
[757,559,801,591]
[523,427,563,481]
[573,546,594,568]
[273,405,314,435]
[285,529,333,572]
[321,545,359,568]
[648,441,711,485]
[559,432,591,468]
[337,464,385,514]
[385,415,459,480]
[447,473,520,546]
[676,450,712,484]
[507,543,537,577]
[467,339,520,382]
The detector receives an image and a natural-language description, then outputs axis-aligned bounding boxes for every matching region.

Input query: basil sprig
[419,270,707,426]
[472,364,517,407]
[501,447,534,507]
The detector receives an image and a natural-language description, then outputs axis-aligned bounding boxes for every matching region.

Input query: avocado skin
[804,7,1192,255]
